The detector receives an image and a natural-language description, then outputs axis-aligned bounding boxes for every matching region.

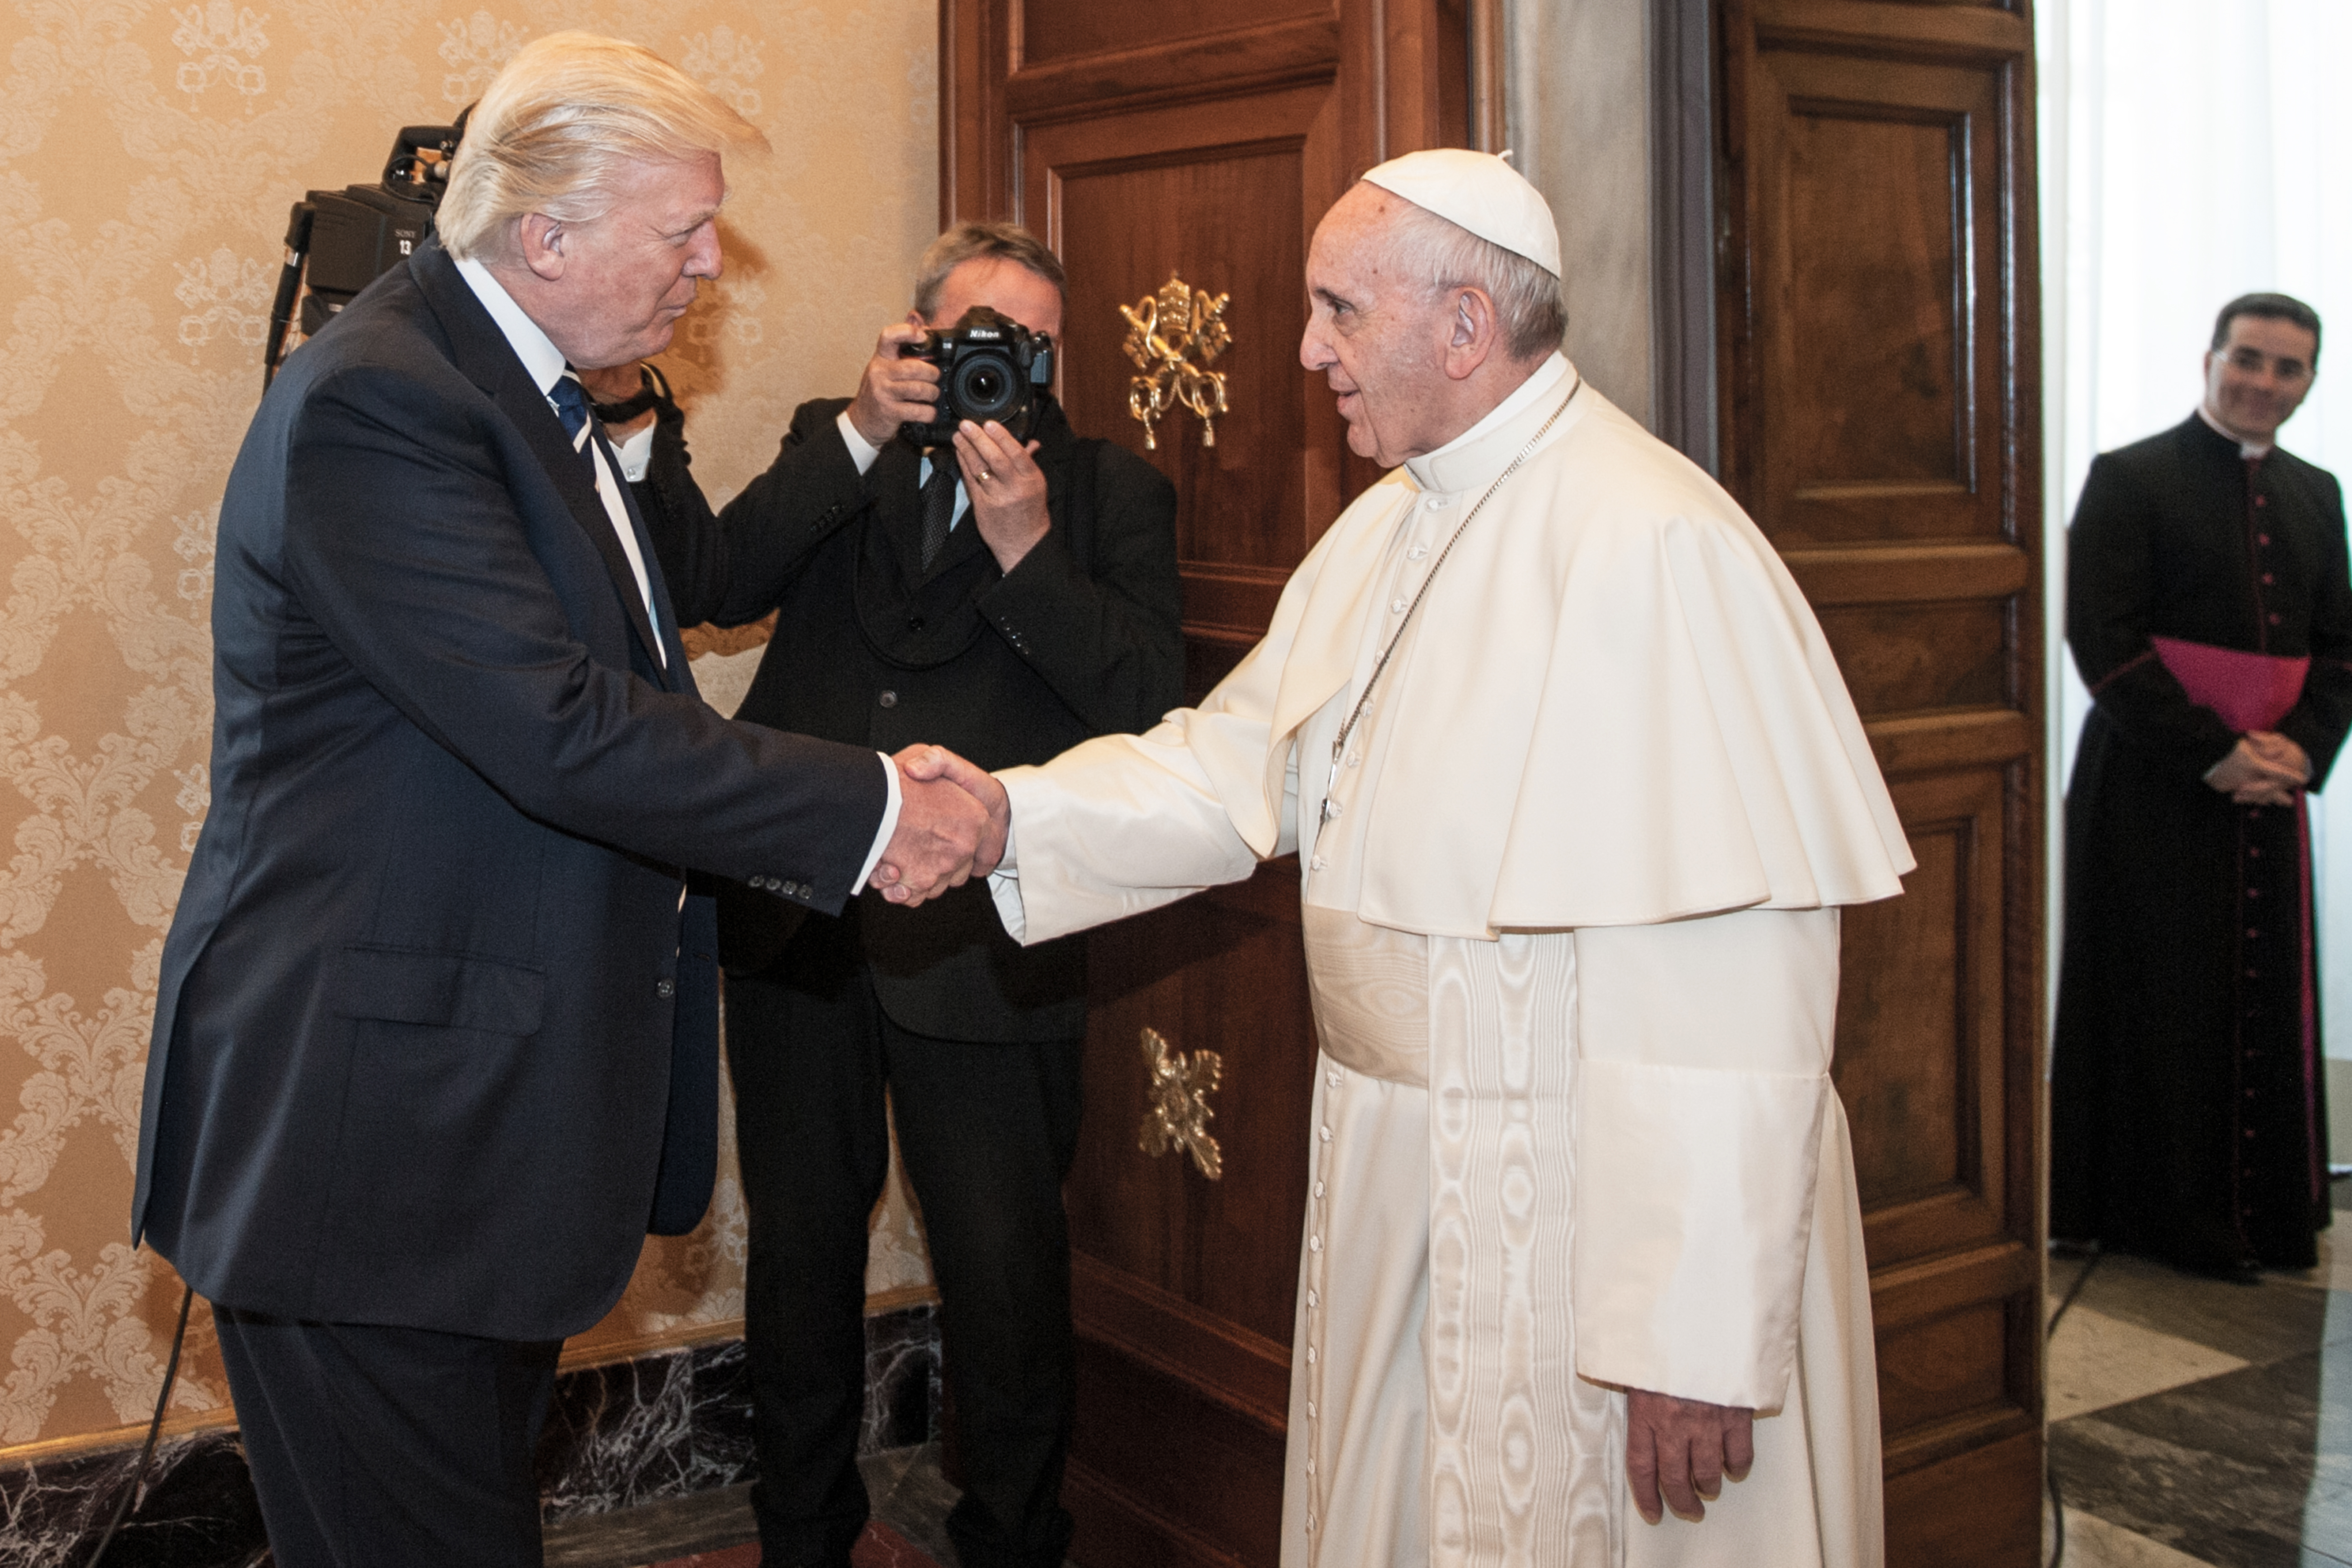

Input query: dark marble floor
[544,1442,1040,1568]
[2045,1182,2352,1567]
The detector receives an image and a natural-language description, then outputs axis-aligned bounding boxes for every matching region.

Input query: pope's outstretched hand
[871,744,1010,903]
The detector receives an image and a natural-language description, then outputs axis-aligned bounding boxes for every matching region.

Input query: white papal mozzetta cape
[989,355,1914,1568]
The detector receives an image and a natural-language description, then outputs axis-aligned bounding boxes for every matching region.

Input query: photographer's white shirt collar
[836,410,970,531]
[451,257,663,668]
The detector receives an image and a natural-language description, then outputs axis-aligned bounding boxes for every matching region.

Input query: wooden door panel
[1744,53,2002,547]
[948,6,1470,1560]
[1023,0,1332,67]
[1885,1431,2043,1568]
[1721,1,2043,1561]
[1815,601,2008,714]
[1782,108,1969,495]
[1073,864,1315,1345]
[1836,769,2009,1247]
[1874,1301,2009,1434]
[1029,88,1330,570]
[1067,1333,1283,1568]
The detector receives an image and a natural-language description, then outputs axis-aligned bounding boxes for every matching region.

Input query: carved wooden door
[942,1,1475,1562]
[1714,3,2046,1563]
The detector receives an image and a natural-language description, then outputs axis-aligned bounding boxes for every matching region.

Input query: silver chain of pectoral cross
[1315,377,1583,851]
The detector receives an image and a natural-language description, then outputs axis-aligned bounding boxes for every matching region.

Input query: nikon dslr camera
[898,306,1055,447]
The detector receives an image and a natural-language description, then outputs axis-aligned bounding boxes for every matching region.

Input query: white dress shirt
[834,410,971,524]
[452,262,901,888]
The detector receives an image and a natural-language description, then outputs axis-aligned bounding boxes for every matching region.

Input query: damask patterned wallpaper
[0,0,939,1453]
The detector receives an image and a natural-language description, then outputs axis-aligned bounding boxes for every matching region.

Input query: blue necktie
[548,373,596,470]
[548,370,670,672]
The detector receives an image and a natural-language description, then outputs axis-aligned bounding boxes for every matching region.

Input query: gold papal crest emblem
[1120,275,1233,451]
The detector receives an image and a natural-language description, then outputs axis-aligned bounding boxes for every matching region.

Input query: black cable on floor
[2046,1243,2102,1338]
[82,1283,193,1568]
[2043,1243,2102,1568]
[2048,1460,2070,1568]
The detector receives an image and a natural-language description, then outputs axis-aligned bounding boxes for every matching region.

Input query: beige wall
[0,0,937,1455]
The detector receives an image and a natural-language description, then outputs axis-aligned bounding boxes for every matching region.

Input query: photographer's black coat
[634,393,1182,1040]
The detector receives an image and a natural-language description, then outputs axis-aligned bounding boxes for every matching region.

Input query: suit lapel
[410,242,671,675]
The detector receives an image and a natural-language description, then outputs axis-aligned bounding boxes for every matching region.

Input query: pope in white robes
[906,150,1913,1568]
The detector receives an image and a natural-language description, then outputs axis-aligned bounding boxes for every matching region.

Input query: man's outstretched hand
[1626,1390,1754,1526]
[870,745,1010,904]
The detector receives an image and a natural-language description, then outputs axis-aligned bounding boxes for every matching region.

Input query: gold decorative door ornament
[1137,1027,1224,1179]
[1119,275,1232,450]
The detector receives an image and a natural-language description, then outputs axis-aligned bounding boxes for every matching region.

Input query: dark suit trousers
[726,931,1083,1568]
[214,1307,562,1568]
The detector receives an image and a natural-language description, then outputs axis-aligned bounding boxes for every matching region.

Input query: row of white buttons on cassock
[1299,1063,1340,1546]
[1305,491,1454,884]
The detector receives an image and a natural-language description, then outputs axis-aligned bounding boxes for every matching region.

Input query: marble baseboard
[541,1302,942,1524]
[0,1426,266,1568]
[0,1305,941,1567]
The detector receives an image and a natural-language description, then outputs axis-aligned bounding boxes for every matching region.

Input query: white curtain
[2039,0,2352,1064]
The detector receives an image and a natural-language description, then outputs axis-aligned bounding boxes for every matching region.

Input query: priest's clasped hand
[2206,730,2311,807]
[869,744,1012,905]
[1625,1390,1755,1526]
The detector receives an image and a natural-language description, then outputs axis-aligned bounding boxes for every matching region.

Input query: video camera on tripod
[262,119,466,388]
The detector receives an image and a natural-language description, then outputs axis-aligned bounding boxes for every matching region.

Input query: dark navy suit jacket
[133,237,886,1342]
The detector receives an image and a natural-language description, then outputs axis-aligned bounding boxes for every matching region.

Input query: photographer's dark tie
[548,372,596,472]
[919,448,959,570]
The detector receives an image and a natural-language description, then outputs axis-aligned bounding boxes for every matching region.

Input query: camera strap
[588,362,671,426]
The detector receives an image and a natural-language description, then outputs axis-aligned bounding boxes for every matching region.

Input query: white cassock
[988,354,1914,1568]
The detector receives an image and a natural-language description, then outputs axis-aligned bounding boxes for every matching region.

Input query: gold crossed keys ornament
[1137,1027,1224,1180]
[1120,275,1232,450]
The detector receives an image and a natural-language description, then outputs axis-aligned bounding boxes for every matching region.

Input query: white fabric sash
[1302,905,1430,1086]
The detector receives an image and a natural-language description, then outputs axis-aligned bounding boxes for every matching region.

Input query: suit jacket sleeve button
[878,690,898,708]
[656,979,676,999]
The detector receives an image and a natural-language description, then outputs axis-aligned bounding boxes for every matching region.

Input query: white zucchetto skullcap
[1359,149,1561,278]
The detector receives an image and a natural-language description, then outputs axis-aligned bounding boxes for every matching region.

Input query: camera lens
[957,358,1016,420]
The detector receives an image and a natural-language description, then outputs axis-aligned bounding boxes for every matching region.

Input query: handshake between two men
[871,745,1013,905]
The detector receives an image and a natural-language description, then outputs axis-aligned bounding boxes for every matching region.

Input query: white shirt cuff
[614,421,657,482]
[986,818,1025,942]
[852,752,903,894]
[836,409,885,475]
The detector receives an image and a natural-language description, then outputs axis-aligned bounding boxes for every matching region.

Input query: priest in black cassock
[2055,292,2350,1277]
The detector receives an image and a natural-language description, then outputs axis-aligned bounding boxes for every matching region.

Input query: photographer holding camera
[606,221,1180,1568]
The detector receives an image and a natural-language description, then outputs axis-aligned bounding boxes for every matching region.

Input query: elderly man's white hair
[436,31,768,263]
[1379,195,1569,364]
